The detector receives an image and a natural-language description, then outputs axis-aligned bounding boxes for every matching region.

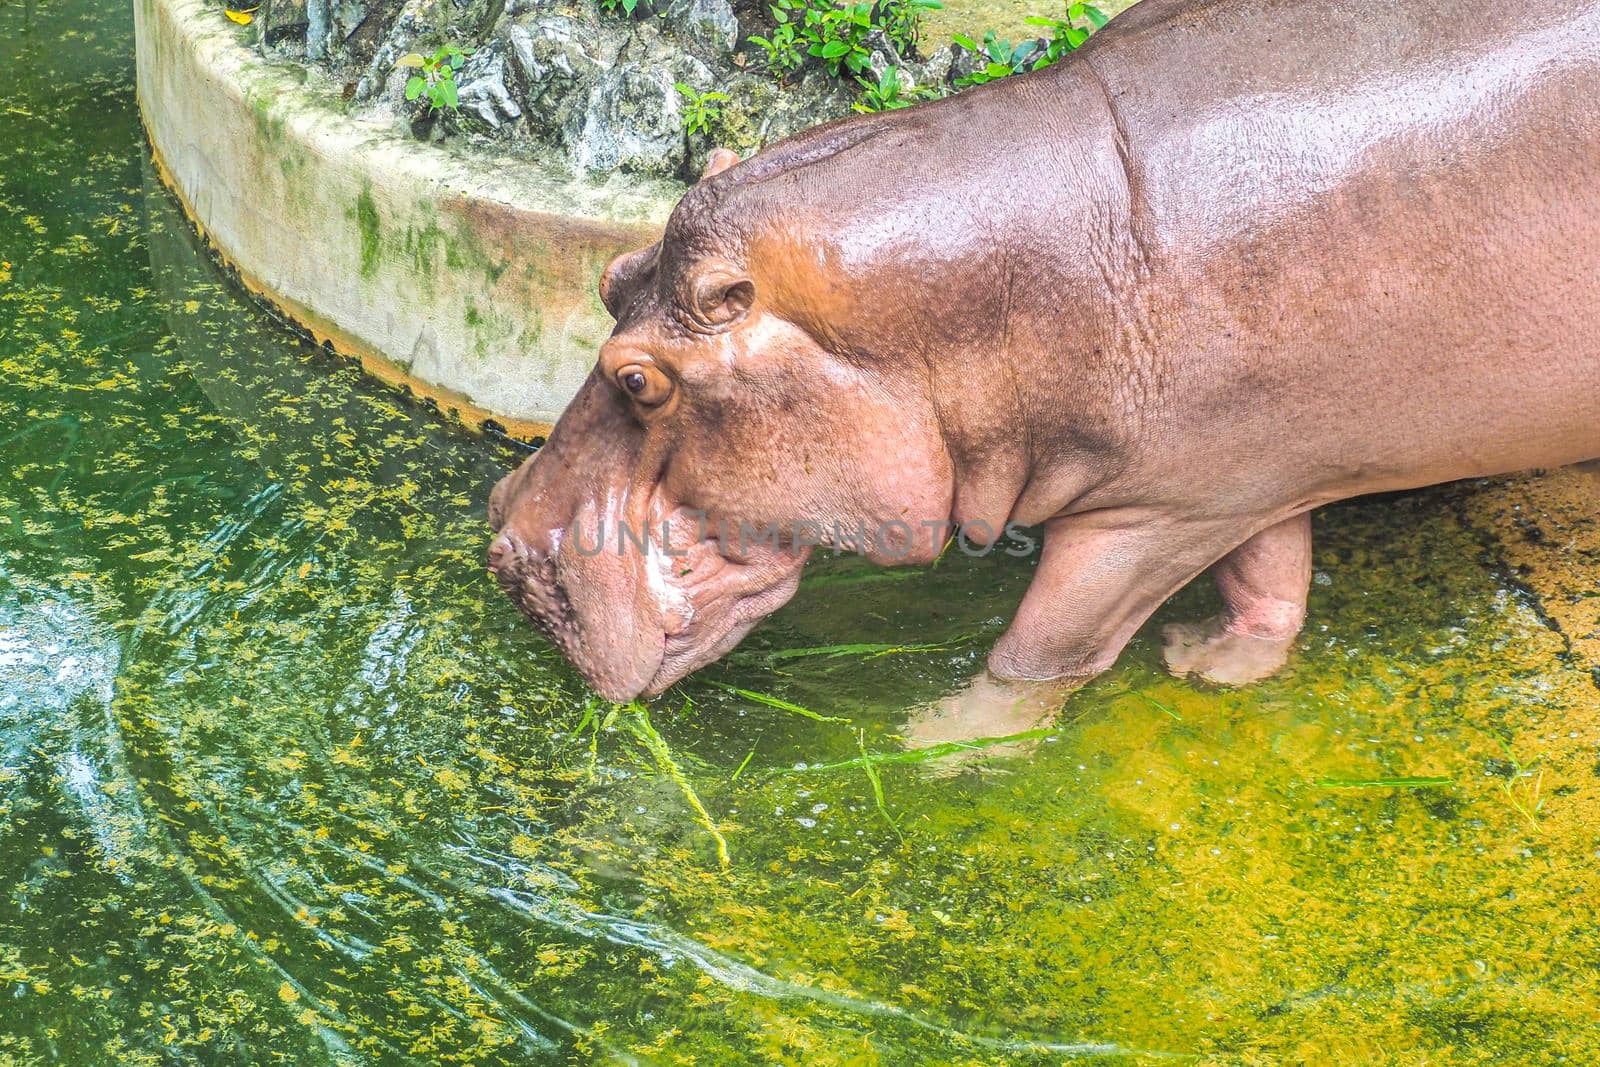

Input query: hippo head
[487,147,955,701]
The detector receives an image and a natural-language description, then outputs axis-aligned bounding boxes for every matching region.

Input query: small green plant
[746,20,805,80]
[809,0,877,77]
[751,0,942,82]
[1026,0,1108,65]
[1491,738,1546,833]
[877,0,943,53]
[951,30,1038,86]
[953,1,1105,86]
[396,45,467,111]
[675,82,730,137]
[853,66,932,112]
[598,0,645,15]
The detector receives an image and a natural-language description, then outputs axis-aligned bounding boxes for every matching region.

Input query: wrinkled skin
[490,0,1600,708]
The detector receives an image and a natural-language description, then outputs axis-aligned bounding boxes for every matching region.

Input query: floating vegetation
[702,680,853,723]
[786,726,1060,773]
[759,637,966,662]
[1316,776,1454,789]
[1491,737,1548,833]
[625,702,731,868]
[857,728,905,841]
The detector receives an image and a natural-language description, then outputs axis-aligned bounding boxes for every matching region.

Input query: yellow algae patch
[1461,465,1600,672]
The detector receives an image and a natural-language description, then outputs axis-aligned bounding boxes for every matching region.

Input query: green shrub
[749,0,943,81]
[676,83,731,136]
[853,66,932,112]
[396,45,468,111]
[953,1,1106,87]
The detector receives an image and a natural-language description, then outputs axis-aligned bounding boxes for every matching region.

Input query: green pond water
[4,1,1600,1063]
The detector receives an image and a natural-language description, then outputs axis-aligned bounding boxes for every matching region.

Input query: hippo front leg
[988,512,1253,682]
[1161,513,1311,686]
[903,513,1256,749]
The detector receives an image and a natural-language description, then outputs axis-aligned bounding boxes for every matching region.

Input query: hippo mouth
[488,506,810,701]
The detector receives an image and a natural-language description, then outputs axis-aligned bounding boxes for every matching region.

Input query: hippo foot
[898,671,1081,774]
[1161,617,1294,686]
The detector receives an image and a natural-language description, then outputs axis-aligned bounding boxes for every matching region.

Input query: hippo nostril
[487,532,521,573]
[487,472,517,532]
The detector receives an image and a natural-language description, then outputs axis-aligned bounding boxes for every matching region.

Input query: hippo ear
[700,148,740,181]
[599,244,658,320]
[681,257,755,330]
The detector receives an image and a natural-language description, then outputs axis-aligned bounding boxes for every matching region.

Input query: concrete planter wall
[135,0,683,437]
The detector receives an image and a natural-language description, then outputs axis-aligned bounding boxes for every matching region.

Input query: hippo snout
[486,530,519,572]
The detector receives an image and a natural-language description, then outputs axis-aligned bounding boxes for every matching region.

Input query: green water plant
[703,680,852,724]
[857,729,905,841]
[1491,738,1546,832]
[675,83,730,137]
[1316,776,1454,789]
[396,45,467,112]
[627,701,731,868]
[785,725,1061,774]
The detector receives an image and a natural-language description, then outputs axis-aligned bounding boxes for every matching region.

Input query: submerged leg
[902,512,1253,755]
[990,511,1251,681]
[1161,512,1312,685]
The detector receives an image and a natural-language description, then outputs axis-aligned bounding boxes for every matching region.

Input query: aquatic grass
[759,637,966,663]
[1492,737,1546,833]
[857,729,905,842]
[783,725,1059,774]
[625,701,731,868]
[1138,692,1182,721]
[702,680,852,724]
[1316,776,1454,789]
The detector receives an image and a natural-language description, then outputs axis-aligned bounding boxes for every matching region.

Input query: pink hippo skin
[488,0,1600,726]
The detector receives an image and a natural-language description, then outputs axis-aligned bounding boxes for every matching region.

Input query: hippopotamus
[487,0,1600,710]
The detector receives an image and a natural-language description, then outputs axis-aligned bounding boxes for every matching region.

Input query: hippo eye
[614,363,672,408]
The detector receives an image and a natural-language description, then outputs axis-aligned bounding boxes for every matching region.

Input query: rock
[504,14,614,103]
[323,0,863,180]
[306,0,331,59]
[905,43,954,91]
[659,0,739,56]
[329,0,371,49]
[456,43,523,128]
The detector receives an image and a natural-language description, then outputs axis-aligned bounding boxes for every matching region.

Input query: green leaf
[438,78,458,108]
[1083,3,1109,27]
[983,61,1013,77]
[951,32,978,50]
[404,76,424,100]
[820,39,851,58]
